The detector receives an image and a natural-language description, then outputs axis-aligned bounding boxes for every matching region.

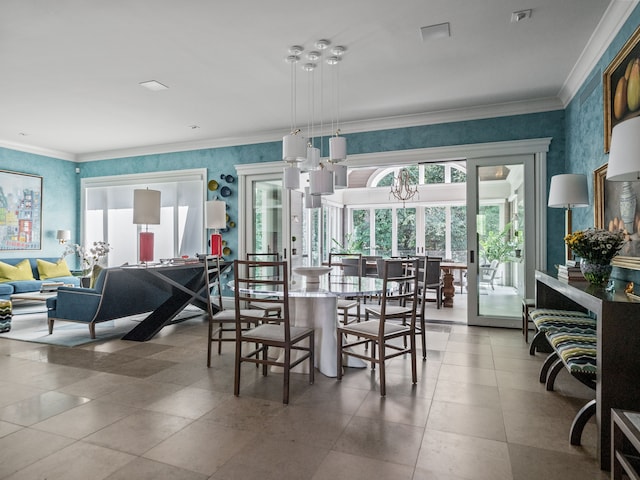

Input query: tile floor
[0,305,609,479]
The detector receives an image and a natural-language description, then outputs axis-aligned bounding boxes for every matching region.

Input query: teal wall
[0,147,78,260]
[566,4,640,282]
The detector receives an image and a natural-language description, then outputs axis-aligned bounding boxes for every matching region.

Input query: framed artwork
[0,170,42,250]
[594,163,640,269]
[604,24,640,153]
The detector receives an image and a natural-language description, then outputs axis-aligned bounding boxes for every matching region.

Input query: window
[82,170,206,266]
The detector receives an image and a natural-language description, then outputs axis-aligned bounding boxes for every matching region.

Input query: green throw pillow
[0,259,35,282]
[37,258,72,280]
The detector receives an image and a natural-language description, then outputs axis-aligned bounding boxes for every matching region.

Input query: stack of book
[557,262,585,282]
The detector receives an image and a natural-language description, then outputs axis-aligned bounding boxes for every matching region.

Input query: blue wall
[0,147,78,260]
[565,5,640,282]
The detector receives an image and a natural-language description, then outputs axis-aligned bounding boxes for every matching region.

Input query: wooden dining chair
[328,252,363,324]
[246,252,282,318]
[233,259,314,404]
[337,258,419,396]
[206,255,265,365]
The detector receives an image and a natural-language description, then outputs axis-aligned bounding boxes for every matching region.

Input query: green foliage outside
[479,222,517,264]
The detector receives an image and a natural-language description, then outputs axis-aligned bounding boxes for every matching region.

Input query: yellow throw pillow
[37,258,72,280]
[0,259,35,282]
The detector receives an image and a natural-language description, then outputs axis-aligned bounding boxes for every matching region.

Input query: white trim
[559,0,639,107]
[80,168,207,187]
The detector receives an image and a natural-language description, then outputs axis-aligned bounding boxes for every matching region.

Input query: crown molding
[558,0,638,106]
[0,139,75,161]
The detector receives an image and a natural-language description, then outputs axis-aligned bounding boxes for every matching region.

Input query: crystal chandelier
[390,168,419,206]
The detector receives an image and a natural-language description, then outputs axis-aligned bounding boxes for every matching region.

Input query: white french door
[466,154,535,327]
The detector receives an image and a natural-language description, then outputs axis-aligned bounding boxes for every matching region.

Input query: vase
[579,258,612,286]
[619,181,637,233]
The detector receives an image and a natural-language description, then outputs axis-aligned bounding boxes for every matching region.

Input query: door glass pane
[425,206,446,258]
[476,164,523,319]
[375,208,392,257]
[397,208,416,256]
[352,209,371,255]
[252,179,282,255]
[451,205,467,263]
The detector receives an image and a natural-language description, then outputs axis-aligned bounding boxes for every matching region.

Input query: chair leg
[410,332,418,384]
[337,331,344,381]
[283,347,290,404]
[539,351,559,383]
[545,358,564,391]
[570,399,596,445]
[89,323,96,339]
[234,341,241,397]
[48,318,54,335]
[379,341,386,396]
[420,314,426,360]
[308,332,315,385]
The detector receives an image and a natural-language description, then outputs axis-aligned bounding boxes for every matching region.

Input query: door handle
[469,250,475,264]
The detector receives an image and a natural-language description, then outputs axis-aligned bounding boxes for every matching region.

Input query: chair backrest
[378,258,419,320]
[233,259,290,337]
[329,253,364,277]
[425,257,442,286]
[376,257,404,279]
[246,253,280,278]
[204,255,225,311]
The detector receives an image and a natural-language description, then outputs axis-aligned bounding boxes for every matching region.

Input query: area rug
[0,306,204,347]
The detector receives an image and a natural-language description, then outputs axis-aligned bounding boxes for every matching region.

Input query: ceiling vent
[420,22,451,42]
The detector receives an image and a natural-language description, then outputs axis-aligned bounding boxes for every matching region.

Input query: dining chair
[206,255,265,365]
[233,259,314,404]
[328,252,363,324]
[337,258,419,396]
[246,252,282,318]
[422,257,444,309]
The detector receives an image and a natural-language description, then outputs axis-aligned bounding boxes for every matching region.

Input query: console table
[536,271,640,470]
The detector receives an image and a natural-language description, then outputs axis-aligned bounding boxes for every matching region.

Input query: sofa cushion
[37,258,72,280]
[0,283,14,297]
[11,280,45,294]
[0,259,35,282]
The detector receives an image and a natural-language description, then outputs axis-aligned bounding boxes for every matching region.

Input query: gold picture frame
[603,24,640,153]
[594,163,640,270]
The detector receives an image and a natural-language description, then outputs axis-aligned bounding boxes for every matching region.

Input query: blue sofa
[46,265,193,339]
[0,258,80,300]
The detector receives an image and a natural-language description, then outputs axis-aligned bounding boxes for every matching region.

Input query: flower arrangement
[62,241,111,275]
[564,228,626,263]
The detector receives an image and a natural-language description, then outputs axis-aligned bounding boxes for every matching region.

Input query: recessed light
[188,125,200,129]
[139,80,169,91]
[511,9,532,23]
[420,22,451,42]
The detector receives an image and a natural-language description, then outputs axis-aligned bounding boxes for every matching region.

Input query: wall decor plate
[220,186,232,197]
[225,174,235,183]
[223,246,231,256]
[229,221,236,228]
[208,180,219,191]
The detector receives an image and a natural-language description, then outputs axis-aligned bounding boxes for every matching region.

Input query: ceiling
[0,0,630,161]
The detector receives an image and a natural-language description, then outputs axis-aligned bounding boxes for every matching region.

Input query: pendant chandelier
[282,39,348,207]
[390,168,419,206]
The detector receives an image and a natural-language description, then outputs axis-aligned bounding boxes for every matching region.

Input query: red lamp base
[210,233,222,256]
[139,231,154,262]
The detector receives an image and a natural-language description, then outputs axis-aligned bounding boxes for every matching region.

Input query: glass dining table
[232,272,388,377]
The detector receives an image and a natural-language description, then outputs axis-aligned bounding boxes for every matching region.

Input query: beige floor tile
[426,400,506,442]
[200,395,286,431]
[0,380,47,408]
[143,420,257,476]
[97,379,184,408]
[0,428,75,477]
[104,457,208,480]
[84,409,193,455]
[355,390,432,426]
[145,386,227,419]
[437,363,498,387]
[433,379,501,409]
[0,390,91,426]
[442,351,495,369]
[333,415,424,466]
[416,429,512,480]
[5,440,135,480]
[311,450,414,480]
[32,399,135,439]
[58,372,142,399]
[508,443,609,480]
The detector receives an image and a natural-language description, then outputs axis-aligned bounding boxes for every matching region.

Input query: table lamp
[607,116,640,234]
[56,229,70,244]
[133,188,161,263]
[206,200,226,256]
[548,174,589,262]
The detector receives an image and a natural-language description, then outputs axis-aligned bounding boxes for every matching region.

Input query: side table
[612,408,640,478]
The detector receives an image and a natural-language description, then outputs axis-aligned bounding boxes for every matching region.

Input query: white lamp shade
[548,174,589,208]
[309,168,334,195]
[304,186,322,208]
[608,116,640,181]
[300,146,320,172]
[283,165,301,190]
[329,135,347,161]
[56,229,70,241]
[133,189,161,224]
[206,200,226,229]
[282,133,307,162]
[330,163,348,189]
